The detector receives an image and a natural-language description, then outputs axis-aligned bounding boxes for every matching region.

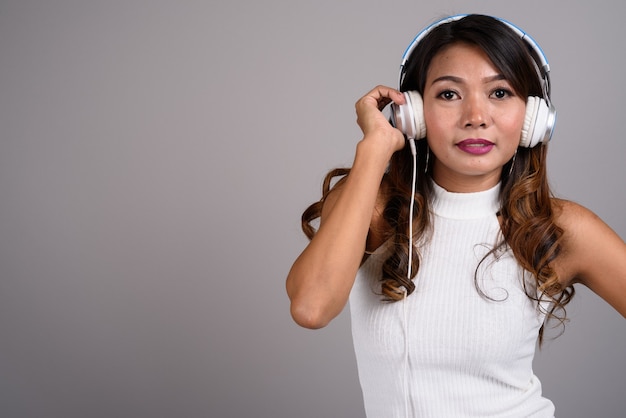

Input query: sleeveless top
[349,182,555,418]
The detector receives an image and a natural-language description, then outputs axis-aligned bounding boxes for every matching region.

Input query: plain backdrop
[1,1,624,417]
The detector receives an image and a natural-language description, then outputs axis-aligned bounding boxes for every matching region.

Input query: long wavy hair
[301,15,573,342]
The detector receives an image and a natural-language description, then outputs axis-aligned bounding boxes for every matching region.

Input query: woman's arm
[286,86,406,329]
[556,200,626,317]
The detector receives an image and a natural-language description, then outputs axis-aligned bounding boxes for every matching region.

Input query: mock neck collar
[430,181,501,220]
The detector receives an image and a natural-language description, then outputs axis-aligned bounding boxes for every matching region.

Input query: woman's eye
[439,90,458,100]
[492,88,511,99]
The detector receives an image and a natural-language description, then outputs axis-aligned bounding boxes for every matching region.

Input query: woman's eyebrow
[430,75,463,85]
[483,74,507,83]
[430,74,506,85]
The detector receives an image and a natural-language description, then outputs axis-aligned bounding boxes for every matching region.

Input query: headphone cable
[403,137,417,418]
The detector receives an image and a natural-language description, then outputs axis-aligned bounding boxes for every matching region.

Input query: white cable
[403,288,409,418]
[404,138,417,418]
[407,138,417,280]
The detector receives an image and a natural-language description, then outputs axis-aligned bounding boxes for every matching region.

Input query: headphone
[390,14,556,148]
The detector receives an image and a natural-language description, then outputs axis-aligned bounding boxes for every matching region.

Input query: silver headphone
[391,14,556,148]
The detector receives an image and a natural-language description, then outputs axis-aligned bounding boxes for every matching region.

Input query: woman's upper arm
[557,200,626,317]
[320,178,388,254]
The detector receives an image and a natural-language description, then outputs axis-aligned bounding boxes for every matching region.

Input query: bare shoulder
[551,198,626,317]
[552,197,590,219]
[552,198,623,251]
[551,198,606,235]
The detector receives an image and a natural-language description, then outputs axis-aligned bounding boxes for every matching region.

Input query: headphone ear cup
[520,96,556,148]
[391,91,427,140]
[405,91,426,140]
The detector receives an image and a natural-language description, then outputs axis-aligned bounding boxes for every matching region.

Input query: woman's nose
[462,96,490,128]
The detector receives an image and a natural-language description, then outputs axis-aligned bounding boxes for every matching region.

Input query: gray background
[1,1,624,417]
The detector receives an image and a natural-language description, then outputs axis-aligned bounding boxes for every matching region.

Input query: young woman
[286,14,626,417]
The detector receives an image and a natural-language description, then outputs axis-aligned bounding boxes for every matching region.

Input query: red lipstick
[456,138,494,155]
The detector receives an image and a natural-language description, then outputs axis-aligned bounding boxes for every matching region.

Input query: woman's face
[423,42,526,192]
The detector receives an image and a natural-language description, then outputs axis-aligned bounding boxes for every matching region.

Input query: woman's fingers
[355,85,407,153]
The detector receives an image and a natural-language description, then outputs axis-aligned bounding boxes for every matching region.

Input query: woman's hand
[355,85,407,155]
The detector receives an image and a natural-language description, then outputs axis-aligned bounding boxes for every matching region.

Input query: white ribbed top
[349,182,554,418]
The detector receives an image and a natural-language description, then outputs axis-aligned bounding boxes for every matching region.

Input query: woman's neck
[431,166,503,193]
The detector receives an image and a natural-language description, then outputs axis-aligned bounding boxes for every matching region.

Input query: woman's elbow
[289,299,334,329]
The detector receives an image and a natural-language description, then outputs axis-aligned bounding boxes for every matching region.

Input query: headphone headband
[399,14,552,100]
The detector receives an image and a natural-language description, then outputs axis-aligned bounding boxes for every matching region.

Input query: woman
[286,14,626,417]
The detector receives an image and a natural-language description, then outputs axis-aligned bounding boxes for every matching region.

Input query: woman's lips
[456,138,494,155]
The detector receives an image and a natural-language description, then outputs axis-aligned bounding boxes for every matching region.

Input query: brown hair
[301,15,573,342]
